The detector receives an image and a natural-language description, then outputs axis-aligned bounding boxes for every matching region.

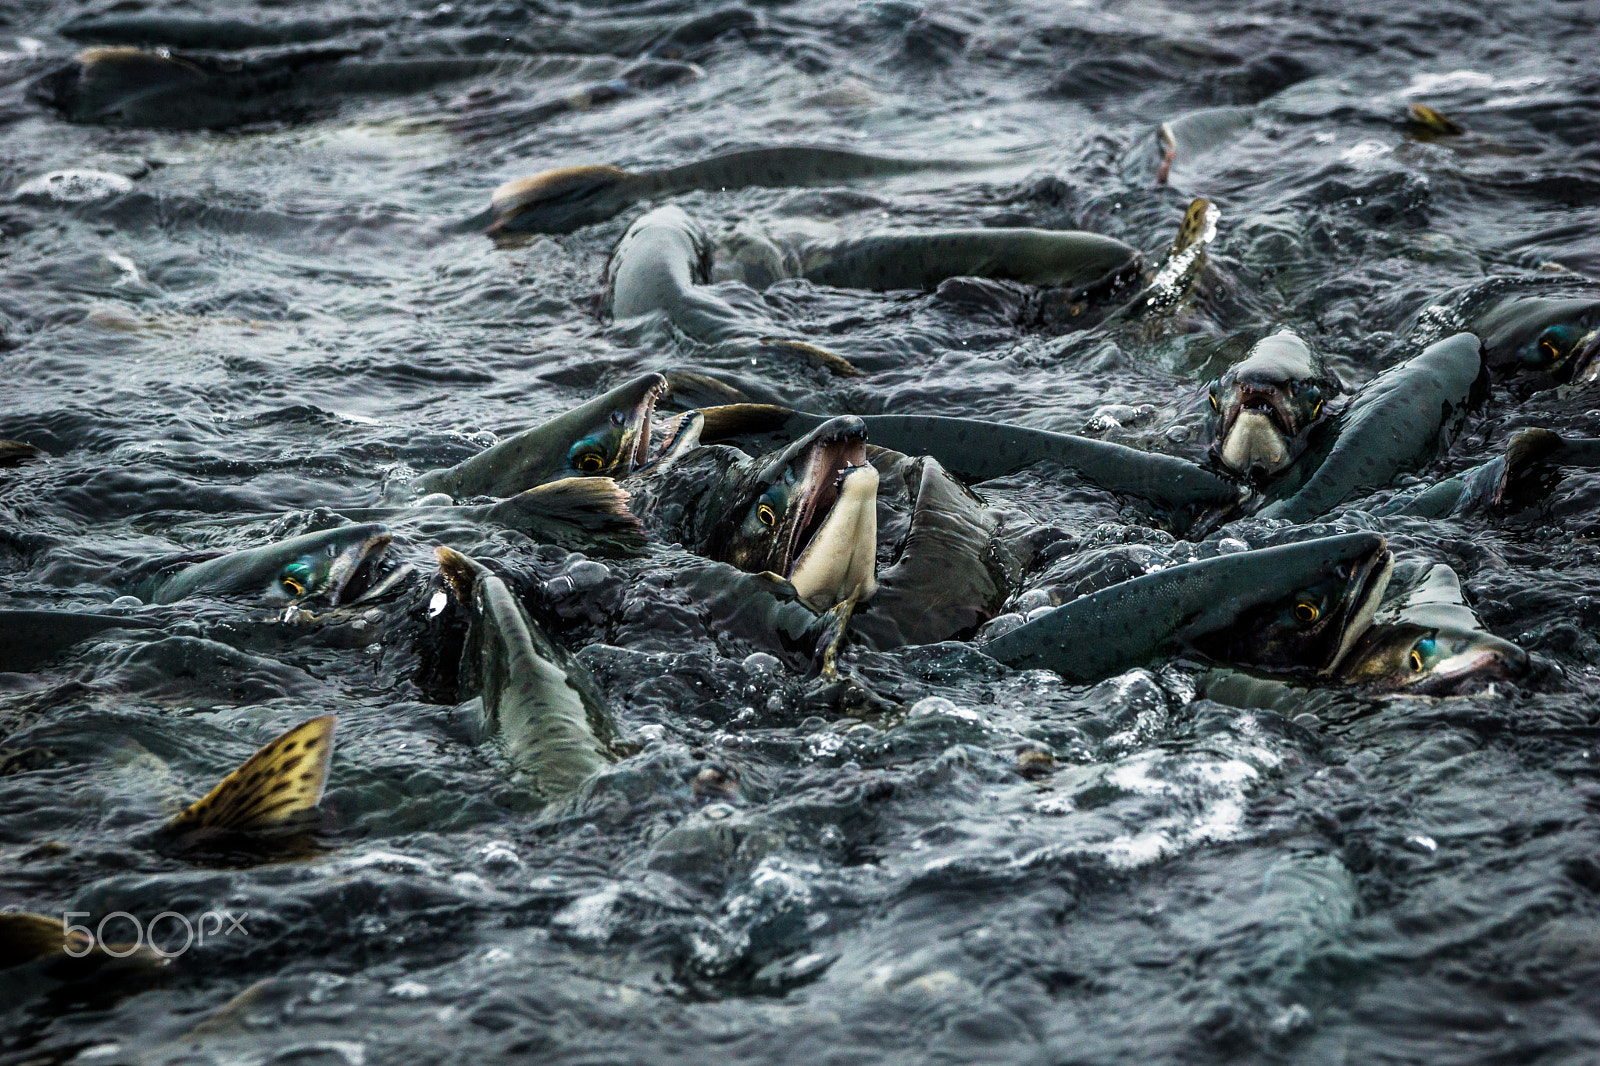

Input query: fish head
[488,165,633,237]
[562,373,669,478]
[266,525,398,606]
[1475,290,1600,386]
[1192,535,1393,675]
[1207,330,1337,483]
[1340,623,1530,695]
[702,417,879,605]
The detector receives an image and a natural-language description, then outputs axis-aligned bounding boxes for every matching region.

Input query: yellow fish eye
[1208,390,1219,411]
[1311,399,1322,418]
[757,503,777,527]
[282,575,306,596]
[573,451,605,473]
[1409,648,1425,672]
[1293,600,1320,624]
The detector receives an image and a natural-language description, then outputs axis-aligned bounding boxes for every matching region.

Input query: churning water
[4,0,1600,1062]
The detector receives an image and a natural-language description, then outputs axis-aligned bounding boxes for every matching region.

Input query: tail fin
[1170,197,1217,257]
[164,716,335,834]
[0,440,43,468]
[0,912,90,968]
[478,476,645,551]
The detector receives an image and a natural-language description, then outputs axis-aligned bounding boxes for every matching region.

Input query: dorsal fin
[165,716,335,834]
[435,545,485,604]
[1408,103,1463,137]
[478,476,646,550]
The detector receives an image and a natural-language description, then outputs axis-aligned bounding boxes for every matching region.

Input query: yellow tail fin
[165,716,335,833]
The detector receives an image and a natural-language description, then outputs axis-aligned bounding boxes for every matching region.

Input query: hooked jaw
[1417,634,1530,695]
[789,462,879,609]
[324,531,405,606]
[1567,330,1600,384]
[626,376,670,471]
[1320,543,1394,677]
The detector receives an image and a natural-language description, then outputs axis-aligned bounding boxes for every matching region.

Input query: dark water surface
[4,0,1600,1062]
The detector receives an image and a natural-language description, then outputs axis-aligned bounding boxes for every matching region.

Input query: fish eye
[280,561,312,597]
[568,440,607,473]
[756,503,778,527]
[1292,598,1321,625]
[1207,389,1219,411]
[1529,326,1575,368]
[610,409,627,426]
[1409,637,1436,672]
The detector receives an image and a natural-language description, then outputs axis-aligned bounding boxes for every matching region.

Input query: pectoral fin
[165,716,334,834]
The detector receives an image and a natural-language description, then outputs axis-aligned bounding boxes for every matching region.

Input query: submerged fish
[0,609,159,672]
[1205,330,1341,484]
[625,415,880,611]
[30,45,601,129]
[158,715,337,848]
[135,524,403,605]
[1199,561,1530,704]
[1338,622,1528,695]
[487,146,1012,236]
[435,548,616,803]
[983,532,1393,684]
[0,714,335,1005]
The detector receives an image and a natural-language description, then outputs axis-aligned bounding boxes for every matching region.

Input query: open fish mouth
[326,532,409,606]
[785,423,870,575]
[788,462,879,608]
[1320,541,1394,676]
[1568,330,1600,384]
[625,375,670,471]
[781,422,879,608]
[1413,645,1529,696]
[1216,383,1297,475]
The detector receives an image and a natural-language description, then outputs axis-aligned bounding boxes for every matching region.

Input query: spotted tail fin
[165,716,335,834]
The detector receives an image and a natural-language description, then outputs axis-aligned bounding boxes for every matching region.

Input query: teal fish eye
[568,436,609,473]
[279,559,313,596]
[609,409,627,426]
[1408,637,1437,673]
[1528,325,1577,368]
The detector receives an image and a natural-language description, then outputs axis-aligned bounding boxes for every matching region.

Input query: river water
[4,0,1600,1062]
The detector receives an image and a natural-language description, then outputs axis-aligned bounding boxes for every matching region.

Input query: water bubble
[743,652,782,676]
[1216,537,1250,554]
[109,595,142,609]
[427,590,448,618]
[563,560,610,590]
